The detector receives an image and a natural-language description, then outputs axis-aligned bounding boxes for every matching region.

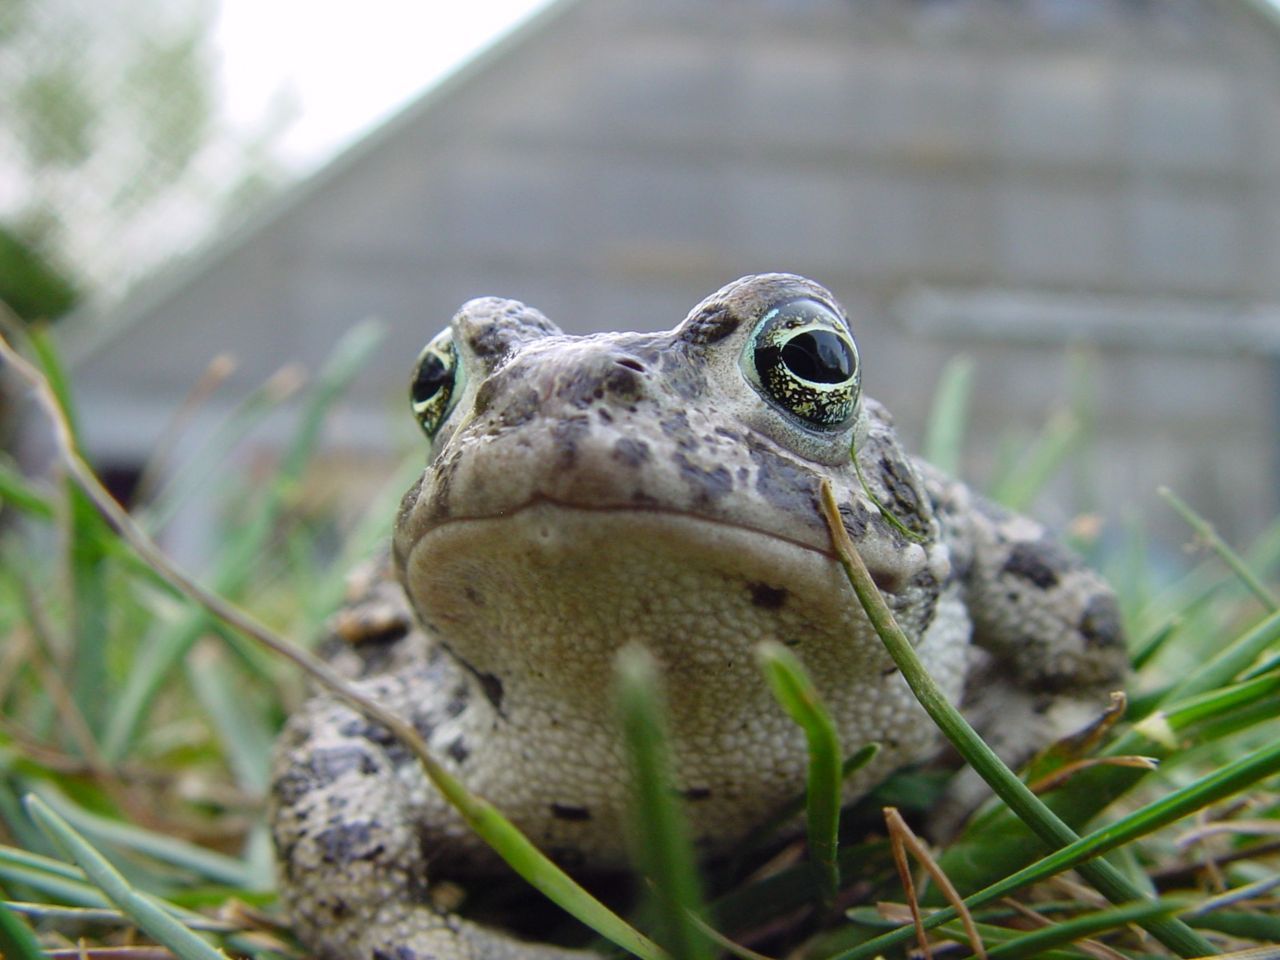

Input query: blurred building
[61,0,1280,550]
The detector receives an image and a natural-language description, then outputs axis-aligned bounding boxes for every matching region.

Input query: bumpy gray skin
[269,274,1127,960]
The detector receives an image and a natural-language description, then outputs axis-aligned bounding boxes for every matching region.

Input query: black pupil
[411,352,449,404]
[780,330,853,384]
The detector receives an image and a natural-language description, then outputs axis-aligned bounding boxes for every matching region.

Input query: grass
[0,319,1278,960]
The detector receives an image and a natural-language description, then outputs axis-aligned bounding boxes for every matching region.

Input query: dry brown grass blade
[1027,755,1160,796]
[884,806,987,960]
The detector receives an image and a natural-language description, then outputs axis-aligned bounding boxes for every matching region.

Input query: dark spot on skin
[657,343,706,401]
[681,787,713,801]
[496,386,540,427]
[871,568,903,594]
[558,368,607,409]
[1079,593,1123,649]
[839,501,870,540]
[478,672,505,711]
[436,641,508,718]
[340,717,395,746]
[311,745,379,783]
[603,363,643,401]
[715,426,743,443]
[673,452,733,503]
[373,948,420,960]
[1003,540,1072,590]
[875,456,931,538]
[444,683,469,718]
[551,416,590,469]
[314,821,382,865]
[550,803,592,821]
[613,437,650,467]
[271,768,316,808]
[411,709,436,743]
[464,586,484,606]
[749,582,789,609]
[746,435,821,528]
[447,737,470,764]
[660,411,699,451]
[681,304,741,344]
[465,308,557,362]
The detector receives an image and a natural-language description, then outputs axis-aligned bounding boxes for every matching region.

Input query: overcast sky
[213,0,553,168]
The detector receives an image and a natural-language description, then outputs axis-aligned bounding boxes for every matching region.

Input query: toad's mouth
[398,491,930,607]
[399,500,915,666]
[396,501,940,742]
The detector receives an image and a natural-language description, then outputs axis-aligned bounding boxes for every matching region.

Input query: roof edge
[59,0,584,368]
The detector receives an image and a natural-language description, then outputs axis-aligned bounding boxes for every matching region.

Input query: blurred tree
[0,0,293,311]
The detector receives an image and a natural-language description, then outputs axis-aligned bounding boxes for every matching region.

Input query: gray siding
[66,0,1280,546]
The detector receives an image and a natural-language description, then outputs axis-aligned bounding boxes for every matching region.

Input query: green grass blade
[850,733,1280,959]
[139,364,305,534]
[27,326,81,442]
[30,789,251,888]
[0,461,54,519]
[987,411,1082,512]
[186,644,274,797]
[817,481,1215,959]
[921,355,974,474]
[0,892,45,960]
[1162,606,1280,706]
[103,320,386,759]
[756,641,842,902]
[1160,486,1279,611]
[615,645,712,960]
[977,897,1186,960]
[23,794,230,960]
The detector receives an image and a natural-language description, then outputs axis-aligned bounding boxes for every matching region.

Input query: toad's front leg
[270,669,599,960]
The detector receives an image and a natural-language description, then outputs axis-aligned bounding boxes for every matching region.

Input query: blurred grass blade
[922,355,973,474]
[0,462,55,519]
[987,410,1082,511]
[816,480,1215,959]
[1160,486,1278,611]
[28,326,81,441]
[615,645,712,960]
[756,640,842,902]
[103,319,386,760]
[186,643,273,798]
[1162,607,1280,707]
[23,795,230,960]
[0,843,111,907]
[977,897,1185,960]
[140,363,306,534]
[0,892,44,960]
[30,788,251,888]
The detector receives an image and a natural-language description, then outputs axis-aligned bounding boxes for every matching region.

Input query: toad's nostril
[615,358,645,373]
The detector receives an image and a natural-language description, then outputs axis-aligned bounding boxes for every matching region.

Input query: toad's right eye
[410,330,464,438]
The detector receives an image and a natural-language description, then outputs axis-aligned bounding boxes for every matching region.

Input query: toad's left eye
[410,330,464,438]
[744,298,860,428]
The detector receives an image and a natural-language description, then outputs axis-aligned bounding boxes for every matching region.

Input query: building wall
[68,0,1280,547]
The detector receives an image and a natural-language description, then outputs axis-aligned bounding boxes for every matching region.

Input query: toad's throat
[398,502,928,718]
